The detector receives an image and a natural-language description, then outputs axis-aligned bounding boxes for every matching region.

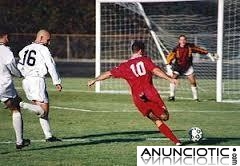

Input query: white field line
[51,106,134,112]
[15,87,93,93]
[15,86,221,101]
[15,86,169,95]
[0,137,192,144]
[51,106,240,113]
[15,86,189,97]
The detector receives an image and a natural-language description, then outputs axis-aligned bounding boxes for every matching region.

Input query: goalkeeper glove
[207,53,218,62]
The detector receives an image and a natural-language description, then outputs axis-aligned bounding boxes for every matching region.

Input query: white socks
[39,118,52,139]
[12,112,23,145]
[170,83,198,100]
[170,83,176,97]
[20,102,44,117]
[191,86,198,100]
[19,102,53,139]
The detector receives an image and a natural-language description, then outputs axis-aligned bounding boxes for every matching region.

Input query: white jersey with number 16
[17,43,61,85]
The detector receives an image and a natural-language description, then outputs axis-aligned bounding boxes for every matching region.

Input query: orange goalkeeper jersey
[167,43,208,72]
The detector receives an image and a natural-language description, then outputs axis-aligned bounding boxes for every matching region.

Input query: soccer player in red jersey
[166,35,216,101]
[88,40,181,145]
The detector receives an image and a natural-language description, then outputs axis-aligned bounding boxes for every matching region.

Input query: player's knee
[160,113,169,121]
[191,82,197,87]
[4,96,22,111]
[34,101,49,112]
[172,74,178,79]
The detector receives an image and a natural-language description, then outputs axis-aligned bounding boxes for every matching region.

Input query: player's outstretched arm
[191,45,208,55]
[88,71,112,87]
[192,45,217,62]
[152,68,178,85]
[206,53,218,62]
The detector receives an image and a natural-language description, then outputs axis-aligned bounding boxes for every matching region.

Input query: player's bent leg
[187,74,199,101]
[12,110,30,150]
[147,111,169,122]
[34,101,61,142]
[4,98,30,149]
[169,74,178,101]
[147,111,181,145]
[35,102,52,138]
[19,101,45,117]
[187,73,197,87]
[4,96,22,110]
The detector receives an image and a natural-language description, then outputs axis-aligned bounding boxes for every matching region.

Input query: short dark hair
[0,26,9,38]
[178,35,187,40]
[131,40,145,53]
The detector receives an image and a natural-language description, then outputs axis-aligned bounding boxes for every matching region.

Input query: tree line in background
[0,0,217,34]
[0,0,95,34]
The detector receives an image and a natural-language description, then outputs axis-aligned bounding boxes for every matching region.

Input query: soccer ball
[188,127,203,142]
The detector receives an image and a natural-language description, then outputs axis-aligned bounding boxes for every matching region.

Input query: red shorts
[132,90,167,118]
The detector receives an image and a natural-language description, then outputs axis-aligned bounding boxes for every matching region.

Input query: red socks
[158,123,180,144]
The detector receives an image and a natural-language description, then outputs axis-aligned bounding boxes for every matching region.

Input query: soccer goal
[96,0,240,102]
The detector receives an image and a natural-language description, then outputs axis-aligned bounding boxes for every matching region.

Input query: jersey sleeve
[41,47,61,85]
[110,64,125,78]
[166,47,177,65]
[6,59,22,77]
[144,57,158,72]
[190,43,208,54]
[167,52,176,65]
[4,47,22,77]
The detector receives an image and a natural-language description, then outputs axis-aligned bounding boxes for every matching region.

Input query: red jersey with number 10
[110,56,158,96]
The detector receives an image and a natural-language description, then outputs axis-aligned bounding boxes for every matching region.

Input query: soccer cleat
[175,142,182,146]
[16,139,31,150]
[168,96,175,101]
[46,136,62,142]
[194,99,200,102]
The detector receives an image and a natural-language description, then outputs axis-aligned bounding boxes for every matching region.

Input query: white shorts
[22,77,49,103]
[174,66,194,76]
[0,83,18,102]
[0,95,16,102]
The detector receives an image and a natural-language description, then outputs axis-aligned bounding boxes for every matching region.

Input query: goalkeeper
[166,35,216,101]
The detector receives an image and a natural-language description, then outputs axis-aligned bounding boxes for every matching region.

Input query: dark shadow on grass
[0,130,184,154]
[0,138,144,154]
[182,137,240,146]
[62,130,185,140]
[26,130,184,151]
[26,138,144,152]
[27,137,240,152]
[2,136,240,154]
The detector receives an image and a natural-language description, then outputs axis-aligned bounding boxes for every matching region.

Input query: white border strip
[97,0,201,2]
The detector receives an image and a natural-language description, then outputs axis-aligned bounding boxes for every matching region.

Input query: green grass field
[0,78,240,166]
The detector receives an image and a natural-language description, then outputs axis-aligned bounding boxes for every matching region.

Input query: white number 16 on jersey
[130,61,146,77]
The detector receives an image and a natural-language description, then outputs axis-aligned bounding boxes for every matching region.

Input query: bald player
[17,29,62,142]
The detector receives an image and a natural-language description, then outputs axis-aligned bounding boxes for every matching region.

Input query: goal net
[96,0,219,100]
[222,0,240,102]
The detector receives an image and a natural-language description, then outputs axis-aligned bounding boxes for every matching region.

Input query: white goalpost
[220,0,240,102]
[216,0,223,102]
[96,0,240,102]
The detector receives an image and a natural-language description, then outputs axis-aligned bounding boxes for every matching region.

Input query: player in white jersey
[18,30,62,142]
[0,27,31,149]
